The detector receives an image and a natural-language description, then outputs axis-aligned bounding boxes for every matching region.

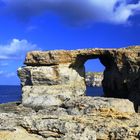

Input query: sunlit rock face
[0,98,139,140]
[18,46,140,110]
[7,46,140,139]
[18,64,85,108]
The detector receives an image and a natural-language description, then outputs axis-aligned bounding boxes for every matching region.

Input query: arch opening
[84,59,105,97]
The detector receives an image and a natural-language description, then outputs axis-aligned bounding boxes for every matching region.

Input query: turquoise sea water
[0,86,103,104]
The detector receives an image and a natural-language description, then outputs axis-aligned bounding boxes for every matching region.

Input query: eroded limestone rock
[18,64,85,108]
[18,46,140,110]
[22,84,85,109]
[0,127,44,140]
[18,65,85,86]
[1,45,138,139]
[63,96,135,115]
[0,98,139,140]
[101,46,140,110]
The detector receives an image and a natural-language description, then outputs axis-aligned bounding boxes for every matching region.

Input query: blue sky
[0,0,140,85]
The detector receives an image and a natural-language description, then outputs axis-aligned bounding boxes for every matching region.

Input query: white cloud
[0,39,38,81]
[1,0,140,24]
[0,39,37,60]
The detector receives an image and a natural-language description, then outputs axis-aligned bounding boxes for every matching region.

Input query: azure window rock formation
[1,46,140,140]
[18,46,140,111]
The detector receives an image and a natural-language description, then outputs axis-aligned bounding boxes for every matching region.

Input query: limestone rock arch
[18,46,140,110]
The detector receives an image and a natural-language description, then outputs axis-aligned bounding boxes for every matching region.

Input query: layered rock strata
[18,64,85,108]
[0,97,139,140]
[1,46,140,139]
[18,46,140,110]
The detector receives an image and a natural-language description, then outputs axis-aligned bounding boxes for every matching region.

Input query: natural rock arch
[18,46,140,110]
[85,59,104,96]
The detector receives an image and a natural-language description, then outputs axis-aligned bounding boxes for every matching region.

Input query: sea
[0,85,104,104]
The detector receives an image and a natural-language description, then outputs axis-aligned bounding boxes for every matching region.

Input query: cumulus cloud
[0,39,37,60]
[1,0,140,24]
[0,39,37,80]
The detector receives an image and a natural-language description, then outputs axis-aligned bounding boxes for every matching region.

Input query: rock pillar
[18,50,86,109]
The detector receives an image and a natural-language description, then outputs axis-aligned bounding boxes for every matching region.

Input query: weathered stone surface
[18,64,85,86]
[0,102,35,115]
[0,127,44,140]
[18,63,85,108]
[24,50,76,66]
[21,115,96,140]
[0,97,139,140]
[3,45,138,139]
[19,113,140,140]
[101,46,140,110]
[24,49,110,67]
[22,84,85,108]
[19,46,140,110]
[63,96,135,115]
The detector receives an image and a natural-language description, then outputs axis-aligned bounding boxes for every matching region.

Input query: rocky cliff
[0,46,139,140]
[85,72,103,87]
[18,46,140,110]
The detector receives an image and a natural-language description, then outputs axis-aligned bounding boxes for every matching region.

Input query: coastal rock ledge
[0,46,140,140]
[0,98,139,140]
